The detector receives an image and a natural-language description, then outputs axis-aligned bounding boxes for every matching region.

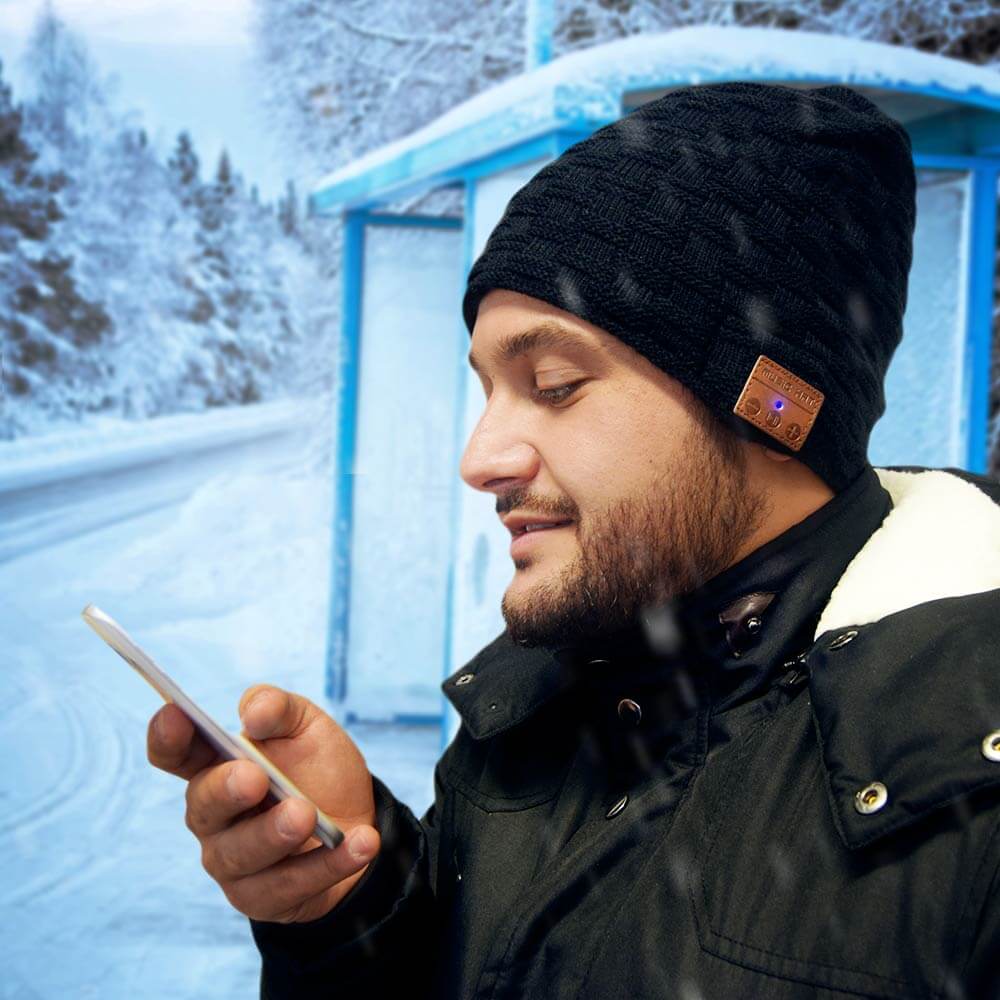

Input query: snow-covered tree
[0,51,114,437]
[0,2,330,437]
[250,0,527,189]
[551,0,998,61]
[19,0,117,167]
[168,130,200,207]
[278,179,299,238]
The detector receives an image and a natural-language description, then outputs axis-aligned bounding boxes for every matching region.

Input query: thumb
[238,685,318,741]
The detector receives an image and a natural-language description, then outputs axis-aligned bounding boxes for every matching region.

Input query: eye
[533,381,584,405]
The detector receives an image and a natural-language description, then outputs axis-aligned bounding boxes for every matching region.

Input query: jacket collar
[814,467,1000,637]
[805,467,1000,849]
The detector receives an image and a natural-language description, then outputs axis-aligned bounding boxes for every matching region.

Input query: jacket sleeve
[248,758,447,999]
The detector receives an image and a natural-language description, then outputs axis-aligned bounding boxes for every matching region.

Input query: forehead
[467,320,601,376]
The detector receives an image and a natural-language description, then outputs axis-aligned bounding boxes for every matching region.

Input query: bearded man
[148,81,1000,998]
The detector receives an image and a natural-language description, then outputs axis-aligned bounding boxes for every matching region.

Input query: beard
[500,410,772,649]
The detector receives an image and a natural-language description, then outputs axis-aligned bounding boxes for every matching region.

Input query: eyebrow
[467,322,596,376]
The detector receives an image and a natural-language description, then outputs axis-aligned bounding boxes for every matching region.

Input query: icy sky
[0,0,287,199]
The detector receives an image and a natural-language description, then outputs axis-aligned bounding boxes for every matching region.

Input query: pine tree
[216,149,235,198]
[278,178,298,237]
[0,52,112,434]
[168,130,200,206]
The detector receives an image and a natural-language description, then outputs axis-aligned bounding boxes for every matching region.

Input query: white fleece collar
[814,468,1000,639]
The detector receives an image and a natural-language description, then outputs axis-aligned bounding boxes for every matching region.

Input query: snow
[312,25,1000,196]
[0,398,305,491]
[0,405,439,999]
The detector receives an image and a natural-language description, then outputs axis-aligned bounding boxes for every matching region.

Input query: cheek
[579,401,696,494]
[552,417,649,506]
[553,389,693,501]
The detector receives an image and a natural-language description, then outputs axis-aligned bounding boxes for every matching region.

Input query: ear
[761,445,793,463]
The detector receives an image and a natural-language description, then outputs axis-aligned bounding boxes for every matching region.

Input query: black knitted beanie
[461,81,917,492]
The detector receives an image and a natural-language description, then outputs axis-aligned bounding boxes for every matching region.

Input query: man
[148,82,1000,997]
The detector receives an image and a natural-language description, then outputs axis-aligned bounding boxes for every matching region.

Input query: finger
[223,820,381,923]
[148,703,222,780]
[238,685,311,742]
[202,796,335,882]
[185,756,270,839]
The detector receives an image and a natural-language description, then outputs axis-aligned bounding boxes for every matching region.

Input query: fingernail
[276,804,298,838]
[348,828,374,861]
[154,709,168,741]
[243,691,267,720]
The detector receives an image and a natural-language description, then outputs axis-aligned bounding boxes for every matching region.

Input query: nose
[459,397,540,494]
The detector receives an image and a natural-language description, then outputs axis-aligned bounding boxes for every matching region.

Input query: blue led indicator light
[774,400,784,410]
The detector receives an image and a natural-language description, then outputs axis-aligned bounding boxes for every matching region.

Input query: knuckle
[184,782,209,834]
[185,801,209,839]
[212,835,243,880]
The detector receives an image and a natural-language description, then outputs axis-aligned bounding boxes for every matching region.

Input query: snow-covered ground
[0,403,440,1000]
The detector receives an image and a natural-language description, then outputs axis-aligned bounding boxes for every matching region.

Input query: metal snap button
[828,630,859,650]
[617,698,642,726]
[981,731,1000,762]
[854,781,888,814]
[606,793,629,819]
[745,616,762,634]
[455,673,475,686]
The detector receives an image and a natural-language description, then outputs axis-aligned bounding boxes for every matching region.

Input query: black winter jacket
[251,465,1000,999]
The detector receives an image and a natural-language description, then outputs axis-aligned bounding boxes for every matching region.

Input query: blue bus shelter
[308,25,1000,744]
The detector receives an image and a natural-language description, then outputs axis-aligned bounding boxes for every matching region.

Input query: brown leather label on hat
[732,355,824,452]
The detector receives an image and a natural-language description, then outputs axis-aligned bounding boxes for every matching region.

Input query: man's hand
[147,685,380,924]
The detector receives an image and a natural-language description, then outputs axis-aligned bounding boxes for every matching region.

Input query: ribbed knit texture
[462,81,917,492]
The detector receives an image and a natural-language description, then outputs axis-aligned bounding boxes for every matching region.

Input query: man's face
[460,289,772,648]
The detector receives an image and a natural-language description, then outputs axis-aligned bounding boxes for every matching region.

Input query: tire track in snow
[0,683,139,907]
[0,693,84,839]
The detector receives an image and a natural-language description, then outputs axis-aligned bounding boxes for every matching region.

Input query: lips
[513,520,572,537]
[509,520,573,557]
[502,511,575,537]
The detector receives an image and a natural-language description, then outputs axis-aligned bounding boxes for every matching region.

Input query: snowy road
[0,401,440,1000]
[0,399,312,563]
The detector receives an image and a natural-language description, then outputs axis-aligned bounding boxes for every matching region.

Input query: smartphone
[81,603,345,849]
